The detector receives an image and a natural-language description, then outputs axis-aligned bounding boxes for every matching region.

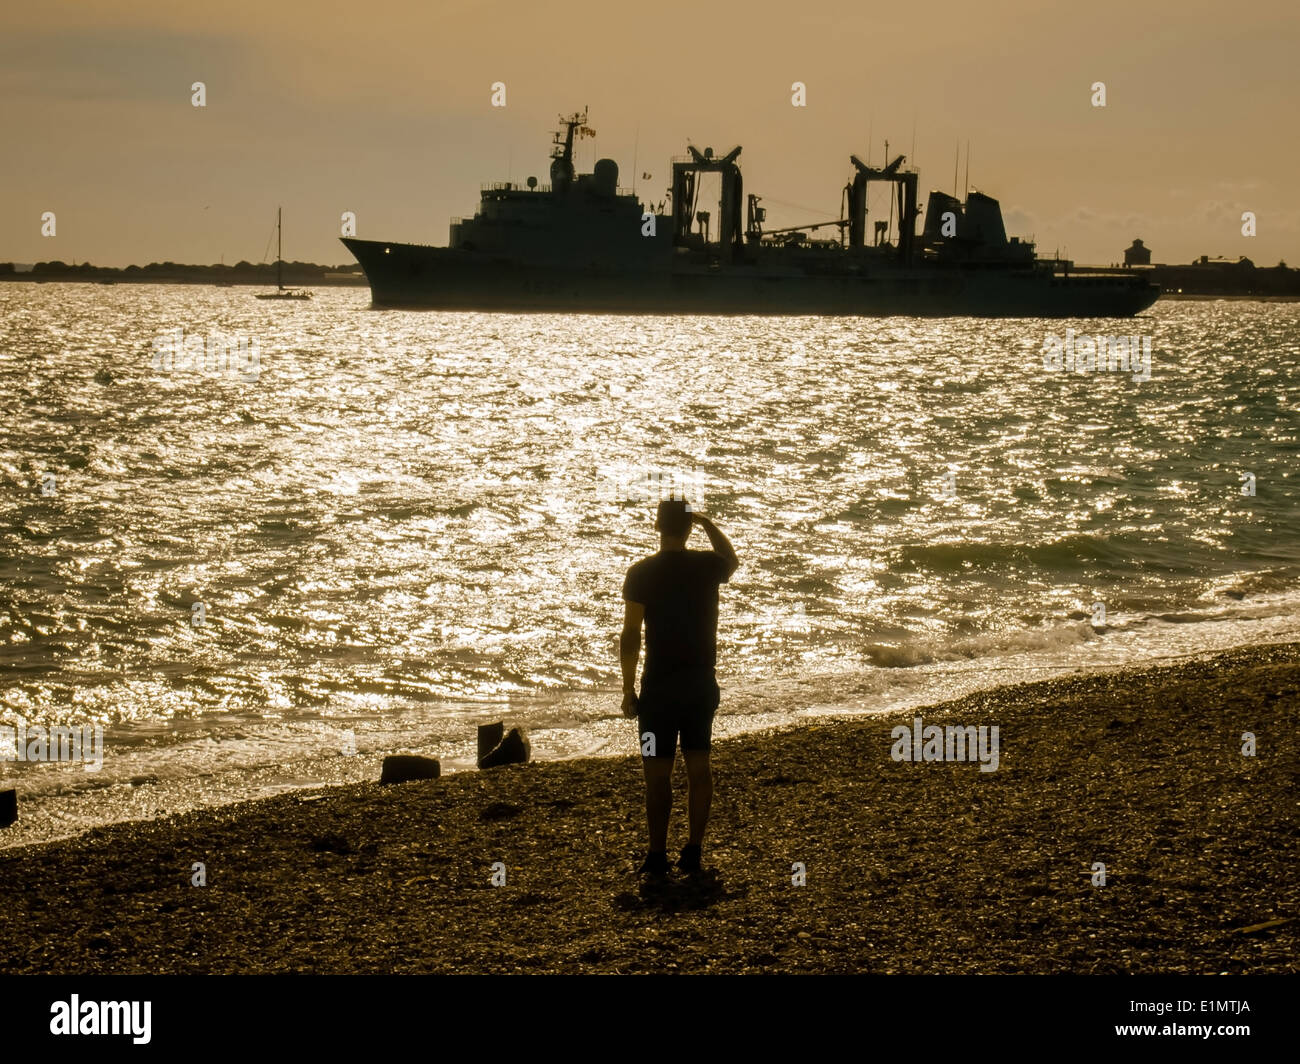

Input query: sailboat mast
[277,207,283,290]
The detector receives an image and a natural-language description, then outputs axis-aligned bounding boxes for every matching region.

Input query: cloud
[1000,206,1038,237]
[0,28,253,103]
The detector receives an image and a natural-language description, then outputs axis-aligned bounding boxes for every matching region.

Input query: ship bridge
[446,109,673,268]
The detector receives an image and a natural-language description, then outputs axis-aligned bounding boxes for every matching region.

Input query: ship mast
[549,108,589,192]
[276,206,282,291]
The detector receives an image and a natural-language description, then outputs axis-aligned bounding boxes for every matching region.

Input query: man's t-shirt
[622,549,731,684]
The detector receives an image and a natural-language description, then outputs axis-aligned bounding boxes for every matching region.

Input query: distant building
[1196,254,1253,269]
[1078,244,1299,297]
[1124,239,1151,267]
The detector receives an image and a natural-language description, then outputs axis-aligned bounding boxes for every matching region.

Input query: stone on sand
[379,755,441,785]
[477,722,505,766]
[479,727,531,769]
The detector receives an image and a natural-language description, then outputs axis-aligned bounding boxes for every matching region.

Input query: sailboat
[256,207,311,300]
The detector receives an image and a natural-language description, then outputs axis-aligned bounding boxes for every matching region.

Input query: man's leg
[636,707,676,875]
[682,749,712,846]
[641,754,674,853]
[677,685,717,873]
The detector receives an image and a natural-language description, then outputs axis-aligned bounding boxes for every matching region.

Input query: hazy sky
[3,0,1297,268]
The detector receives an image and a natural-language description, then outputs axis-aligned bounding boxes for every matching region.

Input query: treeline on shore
[0,260,366,286]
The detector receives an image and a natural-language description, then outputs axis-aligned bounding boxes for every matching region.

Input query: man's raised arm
[691,513,738,579]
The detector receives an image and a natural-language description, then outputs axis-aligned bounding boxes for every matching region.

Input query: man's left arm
[619,601,644,718]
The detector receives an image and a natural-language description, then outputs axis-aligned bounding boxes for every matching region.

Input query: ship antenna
[963,141,970,199]
[883,141,893,242]
[632,123,639,197]
[953,141,959,199]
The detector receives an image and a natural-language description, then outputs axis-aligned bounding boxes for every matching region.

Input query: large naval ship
[343,110,1159,317]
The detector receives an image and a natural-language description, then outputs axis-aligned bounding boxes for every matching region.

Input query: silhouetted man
[621,499,738,875]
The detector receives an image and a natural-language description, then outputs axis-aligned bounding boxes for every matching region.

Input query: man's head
[655,498,692,548]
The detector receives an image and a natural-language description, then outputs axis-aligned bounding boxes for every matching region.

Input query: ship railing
[479,182,552,193]
[475,180,647,197]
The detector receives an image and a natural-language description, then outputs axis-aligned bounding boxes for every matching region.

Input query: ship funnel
[923,190,963,242]
[593,158,619,197]
[963,191,1007,247]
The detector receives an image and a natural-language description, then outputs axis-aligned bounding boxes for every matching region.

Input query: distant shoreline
[2,640,1294,973]
[0,275,367,288]
[1157,292,1300,302]
[0,264,366,288]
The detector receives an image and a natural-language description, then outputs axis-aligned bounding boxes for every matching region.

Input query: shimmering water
[2,285,1298,846]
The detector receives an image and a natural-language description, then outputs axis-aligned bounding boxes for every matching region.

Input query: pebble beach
[1,642,1296,974]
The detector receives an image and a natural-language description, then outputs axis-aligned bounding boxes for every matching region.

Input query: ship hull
[342,238,1160,318]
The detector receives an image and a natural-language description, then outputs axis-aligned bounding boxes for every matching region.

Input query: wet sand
[1,642,1296,974]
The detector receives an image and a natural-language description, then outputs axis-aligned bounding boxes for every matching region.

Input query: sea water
[2,285,1298,846]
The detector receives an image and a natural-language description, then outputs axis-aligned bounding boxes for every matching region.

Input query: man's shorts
[636,670,720,759]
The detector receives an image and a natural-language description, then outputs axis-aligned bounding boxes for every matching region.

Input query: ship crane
[671,144,745,259]
[760,219,849,238]
[844,152,919,263]
[748,193,848,244]
[687,144,741,167]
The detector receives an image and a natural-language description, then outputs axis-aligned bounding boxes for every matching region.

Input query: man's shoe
[639,851,670,877]
[677,844,702,873]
